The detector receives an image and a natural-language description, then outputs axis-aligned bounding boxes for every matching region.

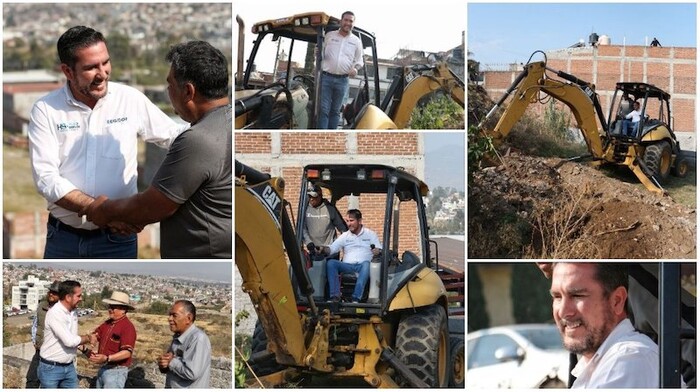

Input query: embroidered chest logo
[106,117,128,125]
[56,121,80,132]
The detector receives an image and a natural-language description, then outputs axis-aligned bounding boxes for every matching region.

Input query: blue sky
[468,3,696,65]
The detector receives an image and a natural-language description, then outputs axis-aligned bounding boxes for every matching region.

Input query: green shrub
[408,95,464,129]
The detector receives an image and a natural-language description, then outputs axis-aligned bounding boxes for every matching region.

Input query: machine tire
[248,321,285,377]
[395,305,449,387]
[448,337,465,388]
[672,152,689,178]
[643,141,672,182]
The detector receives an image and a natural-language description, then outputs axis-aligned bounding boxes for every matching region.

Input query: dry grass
[2,364,23,389]
[525,188,602,259]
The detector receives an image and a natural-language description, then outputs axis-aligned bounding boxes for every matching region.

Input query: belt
[48,214,105,237]
[40,357,72,367]
[322,71,348,78]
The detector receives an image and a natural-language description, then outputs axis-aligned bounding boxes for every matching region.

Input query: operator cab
[608,82,673,141]
[236,12,381,129]
[293,164,435,316]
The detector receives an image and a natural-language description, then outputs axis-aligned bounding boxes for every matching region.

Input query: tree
[100,286,112,299]
[467,264,489,332]
[511,264,553,323]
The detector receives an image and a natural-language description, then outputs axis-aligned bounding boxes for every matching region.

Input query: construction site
[468,39,697,259]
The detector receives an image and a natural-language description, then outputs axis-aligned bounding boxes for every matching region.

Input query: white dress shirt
[322,30,363,76]
[28,82,186,229]
[625,109,641,123]
[571,318,659,388]
[328,226,381,264]
[40,301,81,364]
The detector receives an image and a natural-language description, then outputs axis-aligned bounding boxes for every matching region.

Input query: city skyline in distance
[8,262,232,284]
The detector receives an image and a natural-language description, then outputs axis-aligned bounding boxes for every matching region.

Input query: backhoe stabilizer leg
[629,159,666,196]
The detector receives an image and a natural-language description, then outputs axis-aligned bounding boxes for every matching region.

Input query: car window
[516,326,564,351]
[468,333,519,369]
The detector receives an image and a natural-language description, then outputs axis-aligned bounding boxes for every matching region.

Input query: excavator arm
[235,161,313,368]
[481,61,607,158]
[389,63,465,129]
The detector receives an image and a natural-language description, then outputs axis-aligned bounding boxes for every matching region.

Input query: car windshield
[515,325,564,351]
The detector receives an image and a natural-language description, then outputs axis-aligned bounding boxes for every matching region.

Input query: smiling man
[318,11,363,129]
[28,26,186,258]
[550,263,658,388]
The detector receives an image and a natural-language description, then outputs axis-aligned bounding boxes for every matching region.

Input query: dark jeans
[25,349,40,388]
[44,219,137,259]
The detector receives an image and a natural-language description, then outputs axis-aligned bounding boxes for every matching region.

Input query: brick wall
[235,131,425,256]
[481,45,696,150]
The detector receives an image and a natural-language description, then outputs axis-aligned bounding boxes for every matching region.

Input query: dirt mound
[468,153,696,259]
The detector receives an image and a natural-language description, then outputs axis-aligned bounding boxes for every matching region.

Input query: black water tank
[589,32,599,46]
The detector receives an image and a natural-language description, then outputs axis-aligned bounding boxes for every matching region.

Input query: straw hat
[102,291,135,310]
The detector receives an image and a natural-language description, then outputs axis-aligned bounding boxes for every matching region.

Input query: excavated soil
[468,153,696,259]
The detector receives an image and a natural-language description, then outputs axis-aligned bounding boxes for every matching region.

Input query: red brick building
[480,45,696,151]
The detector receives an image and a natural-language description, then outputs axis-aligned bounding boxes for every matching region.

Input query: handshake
[80,195,143,235]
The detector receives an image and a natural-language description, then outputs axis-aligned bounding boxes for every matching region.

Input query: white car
[467,324,570,388]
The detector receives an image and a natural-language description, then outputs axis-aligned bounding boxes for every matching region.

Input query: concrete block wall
[481,45,696,151]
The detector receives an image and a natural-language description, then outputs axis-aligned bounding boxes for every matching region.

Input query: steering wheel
[292,74,315,92]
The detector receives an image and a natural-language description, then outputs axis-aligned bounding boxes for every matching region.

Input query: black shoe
[330,296,341,303]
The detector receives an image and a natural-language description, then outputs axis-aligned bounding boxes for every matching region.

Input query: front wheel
[395,305,449,387]
[448,337,465,388]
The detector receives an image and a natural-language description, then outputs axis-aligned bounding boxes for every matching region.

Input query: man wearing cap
[26,280,61,388]
[39,280,97,388]
[89,291,137,388]
[303,183,347,259]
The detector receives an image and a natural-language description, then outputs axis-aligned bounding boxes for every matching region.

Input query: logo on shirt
[56,121,80,132]
[106,117,128,124]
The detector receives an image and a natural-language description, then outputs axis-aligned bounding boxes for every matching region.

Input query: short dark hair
[166,41,229,100]
[175,299,197,322]
[347,209,362,220]
[57,26,107,69]
[593,263,629,297]
[341,11,355,19]
[58,280,81,300]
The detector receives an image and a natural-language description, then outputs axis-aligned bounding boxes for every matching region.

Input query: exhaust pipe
[236,15,245,89]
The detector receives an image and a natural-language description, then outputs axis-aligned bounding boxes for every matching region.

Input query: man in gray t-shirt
[82,41,231,258]
[303,184,347,250]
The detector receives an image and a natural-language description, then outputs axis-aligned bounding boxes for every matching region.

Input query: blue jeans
[622,120,639,137]
[96,366,129,388]
[327,259,370,300]
[44,220,137,258]
[318,73,349,129]
[38,361,77,389]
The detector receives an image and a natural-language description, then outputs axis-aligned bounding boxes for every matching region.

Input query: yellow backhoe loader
[235,161,464,387]
[478,51,688,195]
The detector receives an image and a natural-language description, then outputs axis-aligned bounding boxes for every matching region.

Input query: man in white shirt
[39,280,97,388]
[622,101,641,137]
[321,209,381,303]
[28,26,185,258]
[318,11,363,129]
[550,263,659,388]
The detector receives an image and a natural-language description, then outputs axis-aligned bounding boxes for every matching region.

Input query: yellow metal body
[388,267,448,312]
[391,63,466,129]
[353,104,398,129]
[235,177,307,367]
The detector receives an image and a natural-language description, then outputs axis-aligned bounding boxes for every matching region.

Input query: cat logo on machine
[261,185,281,212]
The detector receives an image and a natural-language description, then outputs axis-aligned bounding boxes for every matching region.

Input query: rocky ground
[468,153,696,259]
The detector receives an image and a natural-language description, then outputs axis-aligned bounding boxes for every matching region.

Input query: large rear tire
[395,305,449,387]
[672,151,689,178]
[448,337,465,388]
[248,321,285,377]
[643,141,672,182]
